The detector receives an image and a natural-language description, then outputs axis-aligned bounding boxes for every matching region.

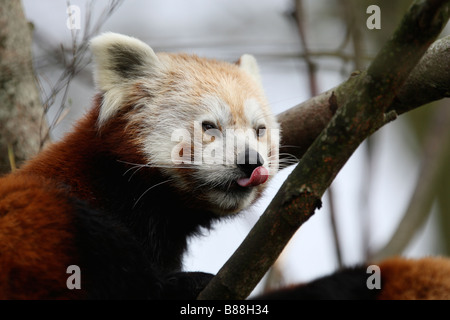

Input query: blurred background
[20,0,450,296]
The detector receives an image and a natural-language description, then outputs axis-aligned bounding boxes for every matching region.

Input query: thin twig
[295,0,344,269]
[7,143,16,172]
[37,0,124,145]
[295,0,318,96]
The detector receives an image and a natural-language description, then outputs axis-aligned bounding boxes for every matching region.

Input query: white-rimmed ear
[90,32,161,89]
[90,32,162,125]
[238,54,261,84]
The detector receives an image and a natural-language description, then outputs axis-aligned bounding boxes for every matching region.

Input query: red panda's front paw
[159,272,214,300]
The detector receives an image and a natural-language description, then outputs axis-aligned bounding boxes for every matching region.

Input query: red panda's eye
[256,126,266,137]
[202,121,217,132]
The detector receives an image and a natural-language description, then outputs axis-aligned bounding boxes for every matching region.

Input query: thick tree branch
[278,34,450,162]
[198,0,450,300]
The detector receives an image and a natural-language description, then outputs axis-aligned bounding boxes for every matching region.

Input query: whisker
[278,164,296,169]
[276,158,299,163]
[117,159,147,167]
[277,162,298,167]
[225,178,235,193]
[277,156,298,160]
[133,179,174,209]
[123,164,144,176]
[127,166,143,181]
[118,159,204,171]
[279,145,302,149]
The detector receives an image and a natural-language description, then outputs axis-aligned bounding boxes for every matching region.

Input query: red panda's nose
[236,148,264,177]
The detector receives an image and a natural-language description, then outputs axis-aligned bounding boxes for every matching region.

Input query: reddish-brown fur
[18,95,147,208]
[0,174,78,299]
[378,257,450,300]
[0,95,151,299]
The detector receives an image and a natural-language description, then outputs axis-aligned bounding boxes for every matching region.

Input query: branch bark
[0,0,49,174]
[278,34,450,162]
[198,0,450,300]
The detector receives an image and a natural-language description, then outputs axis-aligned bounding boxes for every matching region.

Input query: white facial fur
[90,32,279,215]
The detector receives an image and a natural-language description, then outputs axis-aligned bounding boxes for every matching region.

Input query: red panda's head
[90,33,279,216]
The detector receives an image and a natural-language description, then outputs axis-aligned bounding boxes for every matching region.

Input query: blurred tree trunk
[0,0,48,174]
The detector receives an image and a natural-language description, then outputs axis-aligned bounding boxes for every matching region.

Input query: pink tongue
[237,166,269,187]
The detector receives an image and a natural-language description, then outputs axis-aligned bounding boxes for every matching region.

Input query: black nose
[237,148,264,177]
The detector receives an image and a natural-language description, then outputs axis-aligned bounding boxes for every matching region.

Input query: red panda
[0,32,279,299]
[0,32,449,300]
[258,257,450,300]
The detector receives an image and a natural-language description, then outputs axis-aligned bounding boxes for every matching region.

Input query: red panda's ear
[90,32,163,126]
[237,54,262,85]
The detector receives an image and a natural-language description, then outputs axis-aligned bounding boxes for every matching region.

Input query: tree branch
[278,34,450,162]
[197,0,450,300]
